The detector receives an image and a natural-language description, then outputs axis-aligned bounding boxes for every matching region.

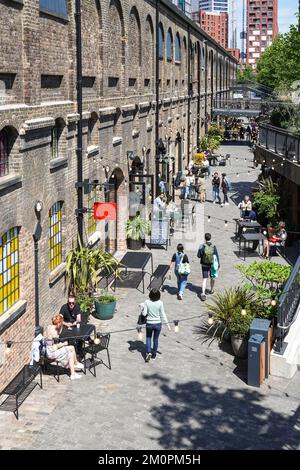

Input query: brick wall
[0,0,236,389]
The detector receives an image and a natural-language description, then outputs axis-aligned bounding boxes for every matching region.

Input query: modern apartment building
[192,10,229,48]
[247,0,279,68]
[198,0,228,12]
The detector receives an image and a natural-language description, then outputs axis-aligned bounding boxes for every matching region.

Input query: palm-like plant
[126,215,150,241]
[65,237,120,294]
[205,286,256,341]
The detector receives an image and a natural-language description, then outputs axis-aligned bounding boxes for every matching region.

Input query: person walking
[197,233,220,301]
[212,172,221,204]
[170,243,190,300]
[142,289,171,362]
[221,173,230,206]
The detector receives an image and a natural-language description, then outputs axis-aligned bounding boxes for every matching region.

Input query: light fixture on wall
[34,201,43,214]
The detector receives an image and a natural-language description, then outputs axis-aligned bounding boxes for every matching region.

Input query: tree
[256,23,300,92]
[237,65,255,83]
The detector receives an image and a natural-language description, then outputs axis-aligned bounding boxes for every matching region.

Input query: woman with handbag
[170,243,190,300]
[142,289,171,362]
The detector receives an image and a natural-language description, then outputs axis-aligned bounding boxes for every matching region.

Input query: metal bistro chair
[85,333,111,377]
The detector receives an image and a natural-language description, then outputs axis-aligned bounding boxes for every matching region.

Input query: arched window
[49,202,63,271]
[158,23,164,59]
[39,0,68,19]
[175,33,181,63]
[0,129,9,177]
[51,118,64,159]
[0,227,19,316]
[167,29,173,62]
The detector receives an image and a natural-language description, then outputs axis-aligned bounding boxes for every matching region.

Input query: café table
[239,232,267,261]
[59,323,96,374]
[115,251,154,293]
[235,219,261,240]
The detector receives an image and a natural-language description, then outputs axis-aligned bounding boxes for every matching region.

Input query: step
[270,304,300,379]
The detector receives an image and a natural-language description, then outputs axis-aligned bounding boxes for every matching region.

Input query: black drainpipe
[155,0,160,196]
[187,26,191,166]
[75,0,84,244]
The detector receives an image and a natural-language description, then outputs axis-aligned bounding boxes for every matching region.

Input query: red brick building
[247,0,279,68]
[192,10,229,49]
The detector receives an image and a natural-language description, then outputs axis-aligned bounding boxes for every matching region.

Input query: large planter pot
[81,309,90,324]
[127,238,144,250]
[231,335,248,358]
[94,300,116,320]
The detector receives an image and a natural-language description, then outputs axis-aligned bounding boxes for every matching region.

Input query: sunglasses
[68,302,75,306]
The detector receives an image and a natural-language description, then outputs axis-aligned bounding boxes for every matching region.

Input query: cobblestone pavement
[1,144,300,450]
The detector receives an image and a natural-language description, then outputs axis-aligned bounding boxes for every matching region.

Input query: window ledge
[50,157,68,170]
[87,145,99,158]
[49,262,66,286]
[0,174,22,192]
[112,136,122,146]
[87,231,101,247]
[0,300,27,336]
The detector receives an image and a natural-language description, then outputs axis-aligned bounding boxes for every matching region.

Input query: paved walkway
[1,144,300,450]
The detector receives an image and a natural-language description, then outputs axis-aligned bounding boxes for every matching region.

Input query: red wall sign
[94,203,117,221]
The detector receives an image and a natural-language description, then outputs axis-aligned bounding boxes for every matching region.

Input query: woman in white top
[142,289,171,362]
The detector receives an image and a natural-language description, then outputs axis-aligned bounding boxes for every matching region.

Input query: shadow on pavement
[144,372,300,449]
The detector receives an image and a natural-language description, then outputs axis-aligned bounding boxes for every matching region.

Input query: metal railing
[213,99,263,111]
[259,123,300,162]
[275,255,300,353]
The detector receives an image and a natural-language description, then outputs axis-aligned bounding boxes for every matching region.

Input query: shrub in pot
[126,214,150,250]
[205,286,256,358]
[94,292,117,320]
[76,292,94,324]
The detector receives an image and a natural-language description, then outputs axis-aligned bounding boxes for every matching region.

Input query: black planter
[127,238,144,250]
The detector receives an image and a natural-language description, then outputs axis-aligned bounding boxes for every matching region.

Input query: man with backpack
[221,173,230,206]
[197,233,220,301]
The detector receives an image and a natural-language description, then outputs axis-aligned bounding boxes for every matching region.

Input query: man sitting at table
[238,195,252,220]
[60,295,82,327]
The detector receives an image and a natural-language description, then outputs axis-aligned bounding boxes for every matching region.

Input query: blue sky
[278,0,298,33]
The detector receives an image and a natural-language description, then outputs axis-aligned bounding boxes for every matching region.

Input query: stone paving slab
[0,145,299,450]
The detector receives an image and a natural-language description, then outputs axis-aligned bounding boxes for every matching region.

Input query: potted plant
[65,236,120,294]
[94,292,117,320]
[76,292,94,324]
[205,286,256,358]
[126,214,150,250]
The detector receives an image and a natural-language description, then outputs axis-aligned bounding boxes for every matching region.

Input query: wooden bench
[0,365,42,419]
[147,264,170,291]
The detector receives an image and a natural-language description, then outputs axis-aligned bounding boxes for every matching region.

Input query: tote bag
[178,256,191,276]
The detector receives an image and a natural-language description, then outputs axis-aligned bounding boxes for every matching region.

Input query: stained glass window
[49,202,62,271]
[88,187,97,235]
[0,228,19,316]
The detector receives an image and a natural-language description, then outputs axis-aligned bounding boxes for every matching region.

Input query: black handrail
[275,255,300,353]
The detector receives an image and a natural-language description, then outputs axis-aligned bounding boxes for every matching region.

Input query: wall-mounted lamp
[34,201,43,214]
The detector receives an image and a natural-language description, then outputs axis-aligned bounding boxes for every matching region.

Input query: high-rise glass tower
[199,0,228,12]
[172,0,192,18]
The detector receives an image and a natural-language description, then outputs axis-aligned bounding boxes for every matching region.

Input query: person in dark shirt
[170,243,190,300]
[197,233,220,301]
[60,295,82,327]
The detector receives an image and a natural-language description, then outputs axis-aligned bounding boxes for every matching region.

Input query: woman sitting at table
[263,222,287,258]
[45,314,84,380]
